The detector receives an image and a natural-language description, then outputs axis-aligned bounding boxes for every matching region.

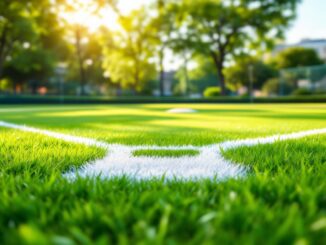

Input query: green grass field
[0,104,325,244]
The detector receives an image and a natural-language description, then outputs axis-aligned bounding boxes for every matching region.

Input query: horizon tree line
[0,0,304,96]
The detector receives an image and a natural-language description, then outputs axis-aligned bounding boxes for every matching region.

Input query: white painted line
[1,121,325,181]
[0,121,107,148]
[220,128,326,150]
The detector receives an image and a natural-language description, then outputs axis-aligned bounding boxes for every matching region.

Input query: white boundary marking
[1,121,325,181]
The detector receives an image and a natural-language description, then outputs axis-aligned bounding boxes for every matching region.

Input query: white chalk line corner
[0,120,325,181]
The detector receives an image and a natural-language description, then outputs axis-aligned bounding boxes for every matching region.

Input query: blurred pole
[306,67,314,92]
[60,77,64,104]
[56,63,67,104]
[249,64,254,103]
[279,70,285,96]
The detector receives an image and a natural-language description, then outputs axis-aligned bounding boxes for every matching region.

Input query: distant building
[162,71,176,96]
[153,71,176,96]
[274,39,326,61]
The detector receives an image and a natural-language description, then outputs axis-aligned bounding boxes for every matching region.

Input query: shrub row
[0,94,326,104]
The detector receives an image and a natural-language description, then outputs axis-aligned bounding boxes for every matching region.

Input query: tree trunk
[183,64,189,96]
[0,58,4,80]
[0,25,8,80]
[0,58,4,94]
[211,52,226,95]
[217,69,226,95]
[75,26,86,96]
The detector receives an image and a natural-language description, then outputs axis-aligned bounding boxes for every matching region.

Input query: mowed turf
[0,104,325,244]
[1,104,325,145]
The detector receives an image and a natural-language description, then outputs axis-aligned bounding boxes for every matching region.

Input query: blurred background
[0,0,325,101]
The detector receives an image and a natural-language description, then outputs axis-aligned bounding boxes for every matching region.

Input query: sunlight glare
[60,0,119,32]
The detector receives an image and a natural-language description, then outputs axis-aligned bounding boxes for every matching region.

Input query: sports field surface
[0,104,325,244]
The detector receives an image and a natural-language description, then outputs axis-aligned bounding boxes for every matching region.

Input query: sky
[118,0,326,44]
[286,0,326,44]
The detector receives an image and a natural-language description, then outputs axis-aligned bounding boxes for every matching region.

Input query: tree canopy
[273,47,323,69]
[0,0,66,92]
[0,0,306,96]
[225,56,277,90]
[102,8,156,92]
[169,0,301,94]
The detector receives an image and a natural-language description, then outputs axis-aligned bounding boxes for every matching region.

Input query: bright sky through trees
[119,0,326,45]
[60,0,117,32]
[123,0,326,45]
[60,0,150,32]
[60,0,322,43]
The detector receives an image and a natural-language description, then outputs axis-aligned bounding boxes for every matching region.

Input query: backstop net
[278,64,326,95]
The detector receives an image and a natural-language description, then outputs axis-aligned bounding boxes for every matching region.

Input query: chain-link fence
[279,64,326,95]
[262,64,326,96]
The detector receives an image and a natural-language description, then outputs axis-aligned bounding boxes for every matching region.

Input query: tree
[0,0,40,79]
[149,0,178,96]
[102,9,156,93]
[4,47,56,94]
[59,0,106,95]
[262,78,294,96]
[225,56,277,91]
[273,47,323,69]
[0,0,66,93]
[170,39,196,96]
[173,0,301,95]
[178,55,218,95]
[64,30,105,94]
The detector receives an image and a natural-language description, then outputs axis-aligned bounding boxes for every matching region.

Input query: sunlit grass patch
[0,104,325,244]
[0,104,325,146]
[132,149,200,158]
[223,135,326,174]
[0,129,106,176]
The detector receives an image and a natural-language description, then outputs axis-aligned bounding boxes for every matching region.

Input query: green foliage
[0,0,304,96]
[149,0,179,96]
[186,55,219,93]
[0,79,10,91]
[0,0,39,77]
[262,78,294,95]
[292,88,312,96]
[0,0,67,95]
[0,0,65,74]
[174,69,189,95]
[203,87,221,97]
[225,56,278,90]
[273,47,324,69]
[174,56,219,95]
[102,9,156,92]
[5,48,55,80]
[65,31,105,88]
[169,0,300,94]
